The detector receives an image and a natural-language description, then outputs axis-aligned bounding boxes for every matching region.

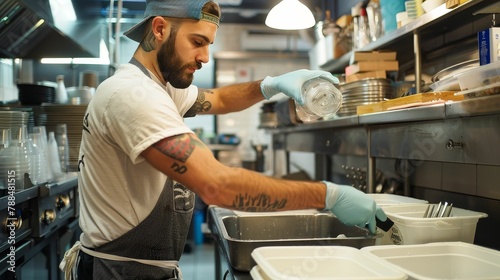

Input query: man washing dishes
[60,0,387,279]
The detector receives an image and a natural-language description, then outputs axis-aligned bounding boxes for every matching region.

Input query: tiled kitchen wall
[211,24,311,172]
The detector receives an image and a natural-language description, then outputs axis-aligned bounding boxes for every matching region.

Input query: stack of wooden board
[345,51,399,83]
[356,91,465,115]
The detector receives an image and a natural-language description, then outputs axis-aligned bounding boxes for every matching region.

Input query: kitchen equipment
[432,60,479,77]
[258,102,278,128]
[423,201,453,218]
[273,98,299,126]
[30,173,78,237]
[55,75,68,104]
[362,242,500,280]
[79,70,99,90]
[208,207,378,272]
[340,78,394,117]
[16,83,56,105]
[381,204,487,245]
[429,59,479,91]
[368,193,428,245]
[455,60,500,91]
[66,86,94,104]
[368,193,428,206]
[251,246,407,280]
[251,143,267,172]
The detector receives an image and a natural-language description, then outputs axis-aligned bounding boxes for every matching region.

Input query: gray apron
[86,58,194,279]
[91,178,194,279]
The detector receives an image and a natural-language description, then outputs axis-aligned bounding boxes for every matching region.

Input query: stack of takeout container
[249,242,500,280]
[250,246,407,280]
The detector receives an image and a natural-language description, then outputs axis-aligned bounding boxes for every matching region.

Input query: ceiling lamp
[265,0,316,30]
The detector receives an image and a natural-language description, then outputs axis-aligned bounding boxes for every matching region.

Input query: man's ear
[151,16,169,41]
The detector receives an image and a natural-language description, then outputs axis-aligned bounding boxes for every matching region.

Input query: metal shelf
[318,0,499,74]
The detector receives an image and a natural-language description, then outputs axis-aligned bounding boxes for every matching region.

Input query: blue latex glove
[260,69,339,105]
[323,181,386,234]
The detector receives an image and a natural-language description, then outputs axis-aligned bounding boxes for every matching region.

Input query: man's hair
[202,1,221,19]
[140,1,220,52]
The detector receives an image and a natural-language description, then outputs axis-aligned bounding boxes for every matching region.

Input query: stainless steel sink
[208,207,378,272]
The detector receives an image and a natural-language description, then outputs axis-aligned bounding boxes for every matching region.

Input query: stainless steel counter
[267,94,500,250]
[273,95,500,133]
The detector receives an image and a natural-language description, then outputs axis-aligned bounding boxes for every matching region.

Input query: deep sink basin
[208,207,377,272]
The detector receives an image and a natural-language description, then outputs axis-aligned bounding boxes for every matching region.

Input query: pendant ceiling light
[265,0,316,30]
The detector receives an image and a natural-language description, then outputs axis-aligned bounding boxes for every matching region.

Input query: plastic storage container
[455,60,500,91]
[295,77,343,123]
[368,194,428,207]
[250,246,407,280]
[368,194,428,245]
[362,242,500,280]
[382,204,487,245]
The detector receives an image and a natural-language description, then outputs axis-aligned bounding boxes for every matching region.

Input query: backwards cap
[124,0,220,42]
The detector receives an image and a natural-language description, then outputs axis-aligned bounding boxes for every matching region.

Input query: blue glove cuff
[322,181,338,210]
[260,76,279,99]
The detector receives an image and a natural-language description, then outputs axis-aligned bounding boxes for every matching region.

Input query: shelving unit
[315,0,498,92]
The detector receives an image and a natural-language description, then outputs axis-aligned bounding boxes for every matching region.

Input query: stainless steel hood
[0,0,101,58]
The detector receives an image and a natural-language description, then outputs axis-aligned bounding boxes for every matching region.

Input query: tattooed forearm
[153,134,196,162]
[185,89,213,117]
[231,193,287,212]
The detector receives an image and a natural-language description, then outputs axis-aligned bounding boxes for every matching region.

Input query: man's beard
[157,33,201,89]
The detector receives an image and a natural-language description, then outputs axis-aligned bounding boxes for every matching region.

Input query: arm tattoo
[231,193,287,212]
[153,134,196,163]
[184,89,213,117]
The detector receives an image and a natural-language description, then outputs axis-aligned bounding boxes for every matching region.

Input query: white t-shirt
[78,63,198,248]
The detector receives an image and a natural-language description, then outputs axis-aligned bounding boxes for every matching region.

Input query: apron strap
[59,241,182,280]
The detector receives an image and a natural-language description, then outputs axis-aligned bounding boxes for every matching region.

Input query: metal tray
[208,207,378,271]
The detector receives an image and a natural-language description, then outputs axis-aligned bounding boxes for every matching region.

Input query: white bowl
[421,0,445,13]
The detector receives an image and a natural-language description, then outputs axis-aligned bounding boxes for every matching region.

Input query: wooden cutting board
[356,91,464,115]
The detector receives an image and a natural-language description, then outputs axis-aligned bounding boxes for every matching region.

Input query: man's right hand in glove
[260,69,339,105]
[323,181,386,234]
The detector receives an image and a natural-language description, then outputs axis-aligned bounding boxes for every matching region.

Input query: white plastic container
[455,60,500,91]
[368,194,428,207]
[295,77,343,123]
[250,246,407,280]
[362,242,500,280]
[382,204,487,245]
[368,194,428,245]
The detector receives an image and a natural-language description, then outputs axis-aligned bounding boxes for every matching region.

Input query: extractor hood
[0,0,101,59]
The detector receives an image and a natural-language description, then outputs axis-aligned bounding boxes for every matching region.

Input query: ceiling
[73,0,329,25]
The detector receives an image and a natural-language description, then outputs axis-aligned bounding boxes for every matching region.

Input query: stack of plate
[33,104,88,171]
[17,83,56,105]
[337,78,394,117]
